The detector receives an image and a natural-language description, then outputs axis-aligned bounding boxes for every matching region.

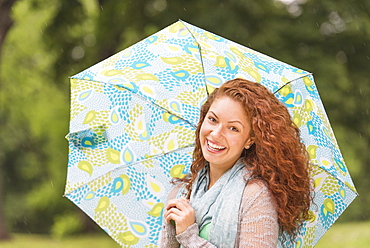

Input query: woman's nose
[211,124,224,137]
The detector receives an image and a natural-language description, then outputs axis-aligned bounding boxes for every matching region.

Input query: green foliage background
[0,0,368,238]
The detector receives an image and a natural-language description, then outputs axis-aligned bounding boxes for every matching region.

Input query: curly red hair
[185,78,313,238]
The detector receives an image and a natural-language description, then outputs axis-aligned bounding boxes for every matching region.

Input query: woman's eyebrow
[229,120,244,127]
[208,111,218,118]
[209,111,245,128]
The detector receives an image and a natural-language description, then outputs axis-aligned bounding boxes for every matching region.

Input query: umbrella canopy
[65,20,357,247]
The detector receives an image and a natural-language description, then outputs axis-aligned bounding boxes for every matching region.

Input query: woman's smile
[206,139,226,153]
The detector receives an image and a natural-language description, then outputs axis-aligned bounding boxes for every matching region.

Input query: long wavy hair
[183,78,313,238]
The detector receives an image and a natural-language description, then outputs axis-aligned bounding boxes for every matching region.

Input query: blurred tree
[0,0,17,241]
[0,0,16,58]
[0,0,73,235]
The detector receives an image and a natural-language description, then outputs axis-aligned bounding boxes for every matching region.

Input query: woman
[160,78,313,247]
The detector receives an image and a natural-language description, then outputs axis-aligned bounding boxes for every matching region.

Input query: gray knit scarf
[178,158,248,247]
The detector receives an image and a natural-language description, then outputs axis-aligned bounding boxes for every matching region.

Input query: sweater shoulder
[240,178,276,209]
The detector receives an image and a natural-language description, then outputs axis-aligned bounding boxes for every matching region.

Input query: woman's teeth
[207,140,226,151]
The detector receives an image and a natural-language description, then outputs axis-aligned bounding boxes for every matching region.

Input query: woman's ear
[244,137,255,149]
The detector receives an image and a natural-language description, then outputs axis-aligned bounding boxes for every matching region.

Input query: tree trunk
[0,0,16,59]
[0,0,17,241]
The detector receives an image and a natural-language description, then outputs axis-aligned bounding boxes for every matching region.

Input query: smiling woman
[160,78,313,248]
[199,96,254,188]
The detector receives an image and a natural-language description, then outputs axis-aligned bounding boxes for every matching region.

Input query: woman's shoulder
[240,178,277,213]
[245,177,269,191]
[242,178,274,201]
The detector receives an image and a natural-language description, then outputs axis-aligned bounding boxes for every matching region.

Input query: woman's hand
[164,197,195,235]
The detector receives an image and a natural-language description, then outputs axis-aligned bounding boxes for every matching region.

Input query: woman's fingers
[164,199,184,223]
[172,197,191,211]
[164,197,195,234]
[164,207,181,223]
[166,197,189,210]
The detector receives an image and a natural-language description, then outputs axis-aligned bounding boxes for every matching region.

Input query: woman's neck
[207,167,224,189]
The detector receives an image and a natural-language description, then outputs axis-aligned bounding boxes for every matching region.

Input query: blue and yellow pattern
[65,20,357,247]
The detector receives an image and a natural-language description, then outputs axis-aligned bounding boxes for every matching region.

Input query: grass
[0,233,120,248]
[1,221,369,247]
[315,221,370,248]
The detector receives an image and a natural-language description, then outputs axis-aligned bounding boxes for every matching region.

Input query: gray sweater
[160,180,279,247]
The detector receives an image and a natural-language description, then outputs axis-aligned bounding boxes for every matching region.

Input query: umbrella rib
[125,87,198,128]
[64,144,195,197]
[179,19,209,96]
[311,162,358,195]
[273,73,313,94]
[70,77,198,130]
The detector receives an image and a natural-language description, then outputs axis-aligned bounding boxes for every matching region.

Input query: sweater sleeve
[160,221,180,248]
[159,185,181,248]
[175,223,217,248]
[236,180,279,248]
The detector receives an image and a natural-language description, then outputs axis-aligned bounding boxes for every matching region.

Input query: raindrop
[335,51,347,64]
[145,0,167,16]
[71,46,85,60]
[287,4,302,17]
[329,11,346,32]
[153,0,167,12]
[84,34,96,47]
[320,22,335,36]
[278,0,296,4]
[298,43,310,56]
[329,12,341,25]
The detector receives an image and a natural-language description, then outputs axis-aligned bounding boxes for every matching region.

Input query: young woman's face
[200,96,254,173]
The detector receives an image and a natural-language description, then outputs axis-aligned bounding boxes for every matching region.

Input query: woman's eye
[230,127,239,132]
[208,117,216,122]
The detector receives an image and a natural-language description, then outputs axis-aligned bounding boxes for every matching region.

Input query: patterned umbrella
[64,20,357,247]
